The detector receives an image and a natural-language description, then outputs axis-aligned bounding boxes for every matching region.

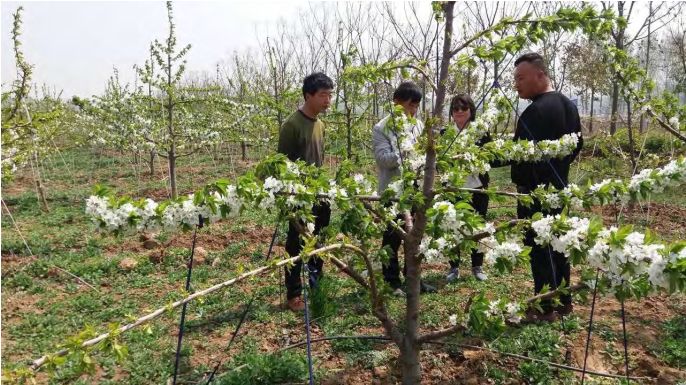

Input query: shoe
[446,268,460,283]
[287,297,306,312]
[420,281,437,294]
[537,310,559,323]
[523,308,559,324]
[392,287,405,297]
[555,303,573,316]
[471,266,488,281]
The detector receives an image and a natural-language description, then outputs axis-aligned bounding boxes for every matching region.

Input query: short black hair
[449,93,476,122]
[302,72,334,99]
[514,52,549,77]
[392,81,422,103]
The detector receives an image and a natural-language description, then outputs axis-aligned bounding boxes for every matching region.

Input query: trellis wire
[172,215,203,385]
[302,263,316,385]
[581,268,601,385]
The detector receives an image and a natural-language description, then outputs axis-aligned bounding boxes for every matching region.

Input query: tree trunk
[609,2,625,135]
[166,35,176,199]
[493,59,499,87]
[610,81,620,135]
[397,4,454,384]
[399,340,421,385]
[626,98,636,172]
[31,153,49,212]
[36,178,49,212]
[640,2,652,133]
[169,147,177,199]
[346,107,353,160]
[432,1,454,118]
[149,150,155,176]
[421,82,427,117]
[589,88,595,133]
[372,83,378,118]
[626,98,632,130]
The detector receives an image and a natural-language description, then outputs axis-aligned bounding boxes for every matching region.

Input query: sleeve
[278,122,300,162]
[373,124,400,169]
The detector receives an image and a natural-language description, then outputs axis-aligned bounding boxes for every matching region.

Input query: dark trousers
[381,213,407,289]
[516,189,571,311]
[284,202,331,299]
[449,191,488,269]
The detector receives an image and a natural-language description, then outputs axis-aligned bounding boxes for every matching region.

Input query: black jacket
[510,91,583,190]
[475,132,492,188]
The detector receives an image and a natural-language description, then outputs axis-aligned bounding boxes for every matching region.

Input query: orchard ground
[2,125,686,384]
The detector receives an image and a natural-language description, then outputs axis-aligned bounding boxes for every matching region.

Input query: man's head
[449,93,476,128]
[302,72,334,114]
[392,81,422,117]
[514,53,551,99]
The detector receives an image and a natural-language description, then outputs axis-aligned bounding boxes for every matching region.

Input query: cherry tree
[2,6,69,211]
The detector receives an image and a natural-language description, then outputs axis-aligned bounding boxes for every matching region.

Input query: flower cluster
[419,200,468,261]
[419,199,506,264]
[388,111,425,174]
[479,236,524,266]
[84,154,686,302]
[449,297,523,334]
[1,146,19,176]
[587,228,666,295]
[419,235,454,261]
[668,116,680,131]
[85,188,243,233]
[530,214,686,297]
[486,133,581,163]
[531,215,593,258]
[85,158,378,235]
[648,246,686,291]
[535,157,686,210]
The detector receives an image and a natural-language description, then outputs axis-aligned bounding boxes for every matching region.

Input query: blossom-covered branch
[532,157,686,211]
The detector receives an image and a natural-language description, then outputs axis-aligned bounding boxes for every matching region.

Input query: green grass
[656,316,686,369]
[215,349,308,385]
[487,321,579,384]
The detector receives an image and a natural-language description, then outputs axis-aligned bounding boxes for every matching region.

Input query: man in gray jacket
[373,81,436,295]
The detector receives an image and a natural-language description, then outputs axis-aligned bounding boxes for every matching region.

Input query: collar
[298,109,317,122]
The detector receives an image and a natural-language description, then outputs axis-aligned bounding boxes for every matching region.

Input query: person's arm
[277,121,300,162]
[373,124,400,169]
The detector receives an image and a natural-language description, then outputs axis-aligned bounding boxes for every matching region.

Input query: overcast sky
[1,1,671,99]
[1,1,310,97]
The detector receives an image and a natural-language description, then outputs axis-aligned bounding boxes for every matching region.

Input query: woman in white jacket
[444,94,491,282]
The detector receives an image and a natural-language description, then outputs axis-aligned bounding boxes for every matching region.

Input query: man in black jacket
[511,53,583,322]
